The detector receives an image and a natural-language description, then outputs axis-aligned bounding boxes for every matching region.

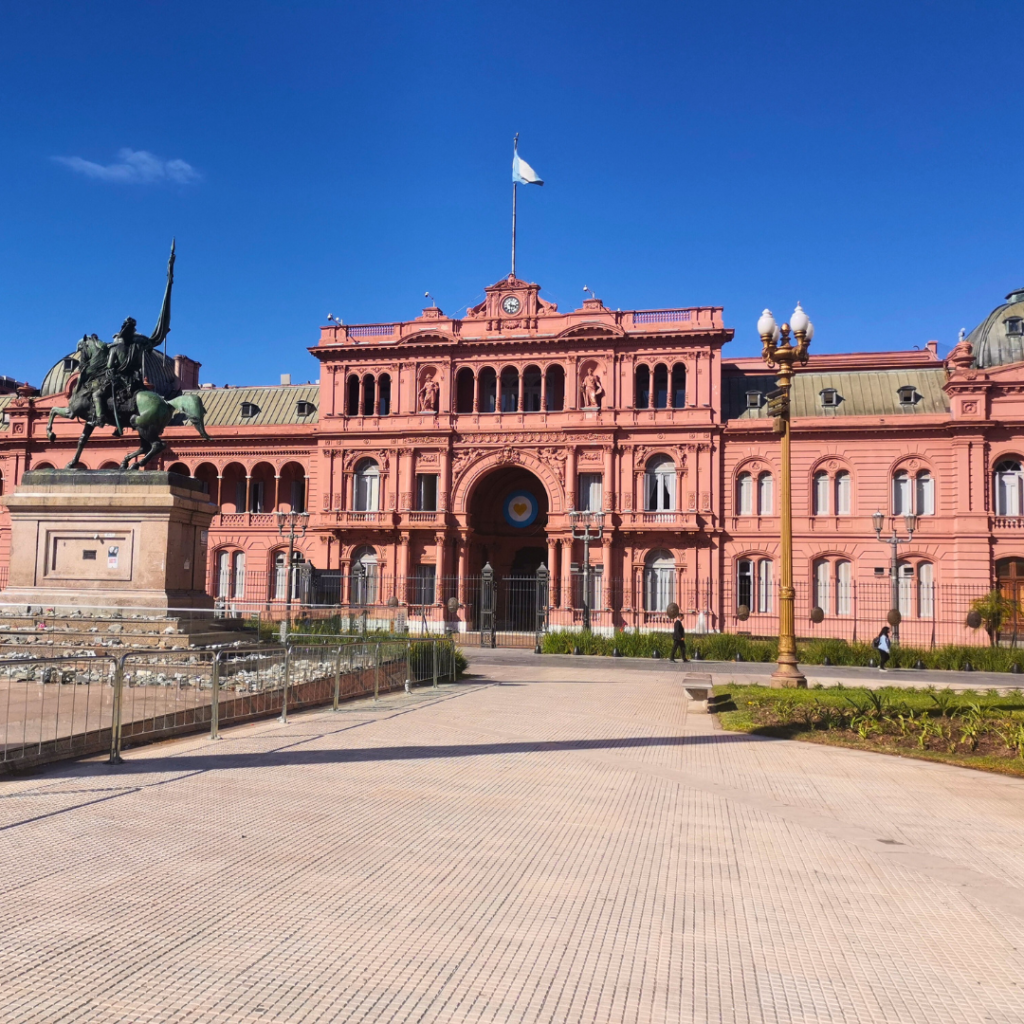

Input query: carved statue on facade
[581,370,604,409]
[418,377,440,413]
[44,241,210,470]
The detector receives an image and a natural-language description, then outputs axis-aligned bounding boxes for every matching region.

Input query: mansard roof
[724,367,950,422]
[184,384,319,427]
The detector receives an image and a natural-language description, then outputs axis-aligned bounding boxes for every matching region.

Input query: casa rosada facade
[3,274,1024,643]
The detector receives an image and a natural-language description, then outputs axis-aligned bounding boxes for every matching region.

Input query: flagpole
[511,134,519,279]
[512,181,517,278]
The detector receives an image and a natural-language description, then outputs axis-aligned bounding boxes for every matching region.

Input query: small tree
[969,590,1016,646]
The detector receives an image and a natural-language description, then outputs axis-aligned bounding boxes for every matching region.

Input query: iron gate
[479,564,549,649]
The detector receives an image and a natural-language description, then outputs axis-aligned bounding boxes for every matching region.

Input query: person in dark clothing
[874,625,891,671]
[669,614,687,662]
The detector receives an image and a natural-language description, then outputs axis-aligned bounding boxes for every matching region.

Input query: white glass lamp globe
[757,309,777,338]
[790,302,809,334]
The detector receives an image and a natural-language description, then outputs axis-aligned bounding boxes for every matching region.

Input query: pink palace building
[3,274,1024,644]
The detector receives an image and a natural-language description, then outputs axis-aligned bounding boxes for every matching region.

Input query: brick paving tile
[1,656,1023,1023]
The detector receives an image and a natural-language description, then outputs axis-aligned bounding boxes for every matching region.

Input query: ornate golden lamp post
[757,303,813,688]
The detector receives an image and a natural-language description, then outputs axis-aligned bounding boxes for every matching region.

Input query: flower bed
[714,683,1024,776]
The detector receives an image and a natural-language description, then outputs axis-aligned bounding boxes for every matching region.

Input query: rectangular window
[416,474,438,511]
[291,479,306,514]
[738,560,753,610]
[813,473,830,515]
[411,565,437,606]
[757,560,773,614]
[814,560,830,614]
[248,480,264,513]
[578,473,603,512]
[737,474,753,516]
[572,566,603,609]
[836,561,852,616]
[835,472,851,515]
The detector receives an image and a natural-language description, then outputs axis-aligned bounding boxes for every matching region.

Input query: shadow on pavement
[56,731,762,777]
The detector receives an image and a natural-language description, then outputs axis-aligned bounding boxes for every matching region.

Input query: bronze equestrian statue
[46,242,210,469]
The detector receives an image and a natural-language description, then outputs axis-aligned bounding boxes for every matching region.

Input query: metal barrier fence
[0,655,118,769]
[0,636,457,772]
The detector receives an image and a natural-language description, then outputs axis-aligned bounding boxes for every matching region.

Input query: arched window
[653,364,668,409]
[836,560,852,616]
[353,459,380,512]
[456,367,475,413]
[644,550,675,612]
[917,561,934,618]
[737,472,754,516]
[634,365,650,409]
[545,365,565,411]
[813,559,830,614]
[671,364,686,408]
[892,470,911,515]
[499,367,519,412]
[346,374,360,416]
[167,462,189,477]
[758,472,774,515]
[995,460,1023,516]
[813,471,829,515]
[644,455,676,512]
[522,365,542,412]
[478,367,497,413]
[377,373,391,416]
[351,545,378,605]
[835,471,851,515]
[361,374,375,416]
[915,471,934,515]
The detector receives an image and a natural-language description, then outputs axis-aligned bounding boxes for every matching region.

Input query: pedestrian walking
[669,612,687,663]
[873,625,891,671]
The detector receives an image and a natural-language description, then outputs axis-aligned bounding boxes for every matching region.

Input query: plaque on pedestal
[2,470,218,611]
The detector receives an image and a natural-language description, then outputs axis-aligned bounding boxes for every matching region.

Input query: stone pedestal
[1,470,218,611]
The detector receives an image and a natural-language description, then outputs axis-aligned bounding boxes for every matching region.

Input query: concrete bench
[682,673,713,713]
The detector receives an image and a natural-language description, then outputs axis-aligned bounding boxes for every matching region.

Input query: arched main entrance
[467,465,549,577]
[467,466,550,638]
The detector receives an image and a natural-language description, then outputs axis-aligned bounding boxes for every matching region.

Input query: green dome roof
[39,347,180,398]
[968,287,1024,369]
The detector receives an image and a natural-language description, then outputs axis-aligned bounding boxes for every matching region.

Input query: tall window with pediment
[644,455,676,512]
[354,459,380,512]
[995,460,1023,516]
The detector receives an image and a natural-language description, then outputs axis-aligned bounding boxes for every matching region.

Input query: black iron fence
[189,566,1005,649]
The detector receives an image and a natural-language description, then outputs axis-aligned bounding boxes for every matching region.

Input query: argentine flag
[513,150,544,186]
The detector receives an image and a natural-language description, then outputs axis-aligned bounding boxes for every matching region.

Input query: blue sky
[1,1,1019,387]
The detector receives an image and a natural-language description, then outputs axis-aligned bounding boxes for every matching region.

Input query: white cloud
[53,148,201,184]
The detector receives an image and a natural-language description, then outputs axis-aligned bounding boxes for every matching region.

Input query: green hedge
[541,630,1024,673]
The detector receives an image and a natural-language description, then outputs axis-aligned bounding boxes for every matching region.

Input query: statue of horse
[120,392,211,470]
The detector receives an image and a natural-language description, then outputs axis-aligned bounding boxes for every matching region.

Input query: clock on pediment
[501,295,522,316]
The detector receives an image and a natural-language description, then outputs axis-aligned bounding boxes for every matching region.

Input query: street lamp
[275,509,310,639]
[758,303,814,688]
[872,510,917,643]
[569,509,604,632]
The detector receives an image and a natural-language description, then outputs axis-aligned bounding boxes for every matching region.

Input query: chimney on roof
[280,373,292,386]
[925,341,938,358]
[174,355,201,390]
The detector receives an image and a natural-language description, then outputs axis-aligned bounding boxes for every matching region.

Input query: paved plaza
[3,651,1024,1023]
